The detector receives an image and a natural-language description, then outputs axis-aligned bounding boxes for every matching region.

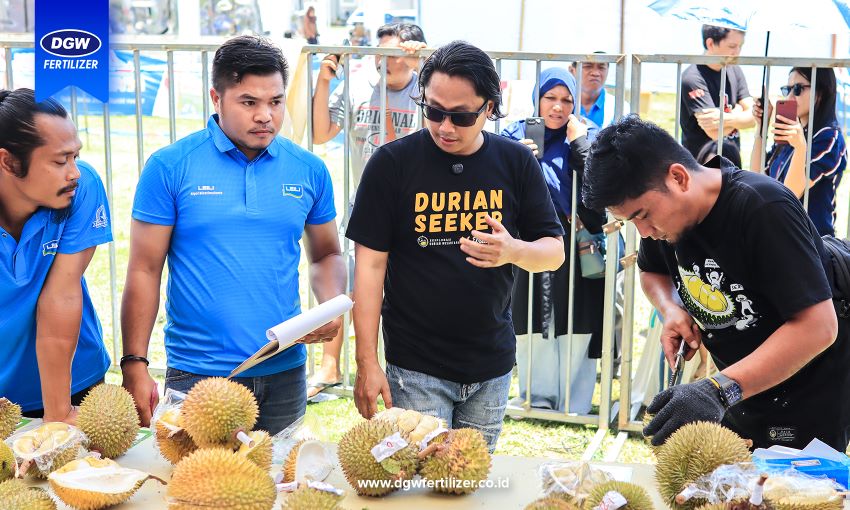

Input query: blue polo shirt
[132,115,336,377]
[580,88,606,129]
[0,161,112,412]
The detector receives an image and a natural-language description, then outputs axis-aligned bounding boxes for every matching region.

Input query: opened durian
[168,448,276,510]
[585,481,653,510]
[337,419,418,497]
[540,461,612,503]
[180,377,259,448]
[48,457,158,510]
[281,486,346,510]
[0,478,56,509]
[418,427,491,495]
[763,475,843,509]
[523,494,581,510]
[372,407,447,445]
[0,398,22,440]
[282,439,334,483]
[0,441,16,481]
[237,430,273,471]
[655,422,751,510]
[154,407,197,464]
[11,422,83,478]
[77,384,140,458]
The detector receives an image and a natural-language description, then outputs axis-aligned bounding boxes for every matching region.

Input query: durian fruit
[282,439,334,484]
[337,420,419,497]
[0,398,22,440]
[237,430,273,471]
[181,377,259,448]
[48,457,157,510]
[764,475,844,509]
[772,493,844,510]
[418,428,491,495]
[694,505,728,510]
[168,448,276,510]
[77,384,140,458]
[523,494,581,510]
[540,461,612,502]
[372,407,447,445]
[0,479,57,510]
[281,486,346,510]
[0,441,16,481]
[11,422,83,478]
[585,481,654,510]
[154,407,197,464]
[655,422,751,510]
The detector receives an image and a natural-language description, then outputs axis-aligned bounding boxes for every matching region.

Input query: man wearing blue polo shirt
[121,35,345,433]
[0,88,112,423]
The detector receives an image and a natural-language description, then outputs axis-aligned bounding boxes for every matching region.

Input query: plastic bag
[149,388,190,459]
[539,461,613,503]
[6,422,87,475]
[272,416,334,486]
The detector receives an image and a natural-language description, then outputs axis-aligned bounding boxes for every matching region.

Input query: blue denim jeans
[385,363,511,453]
[164,364,306,435]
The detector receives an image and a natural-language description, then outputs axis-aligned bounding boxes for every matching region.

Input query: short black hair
[792,67,838,132]
[418,40,504,120]
[701,24,744,49]
[376,23,426,44]
[212,35,289,92]
[0,88,68,178]
[696,139,742,168]
[583,114,700,210]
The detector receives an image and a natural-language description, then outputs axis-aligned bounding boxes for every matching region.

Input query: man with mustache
[122,36,345,432]
[0,88,112,424]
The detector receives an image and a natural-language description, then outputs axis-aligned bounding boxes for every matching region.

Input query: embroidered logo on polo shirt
[92,204,108,228]
[190,185,223,196]
[283,184,303,198]
[42,239,59,256]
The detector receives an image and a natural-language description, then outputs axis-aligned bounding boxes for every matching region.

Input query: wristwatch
[708,373,743,408]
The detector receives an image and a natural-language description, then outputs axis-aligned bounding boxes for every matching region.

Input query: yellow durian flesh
[49,457,153,510]
[11,422,82,478]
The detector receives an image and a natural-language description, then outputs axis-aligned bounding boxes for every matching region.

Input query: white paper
[266,294,353,342]
[370,432,408,462]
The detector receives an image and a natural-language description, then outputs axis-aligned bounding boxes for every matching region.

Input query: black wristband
[120,354,150,368]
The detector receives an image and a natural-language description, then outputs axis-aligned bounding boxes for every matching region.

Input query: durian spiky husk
[694,505,729,510]
[281,439,334,485]
[48,457,153,510]
[282,439,306,483]
[772,495,844,510]
[0,398,22,440]
[337,420,419,497]
[523,494,580,510]
[655,422,751,510]
[237,430,273,471]
[168,448,276,510]
[419,428,491,495]
[181,377,259,448]
[154,408,197,464]
[585,481,653,510]
[77,384,140,458]
[11,422,82,478]
[281,487,346,510]
[0,441,16,481]
[0,478,57,510]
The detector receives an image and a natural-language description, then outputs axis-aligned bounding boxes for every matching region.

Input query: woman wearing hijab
[501,68,608,413]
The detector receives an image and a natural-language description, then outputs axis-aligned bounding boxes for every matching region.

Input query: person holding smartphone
[500,68,607,414]
[750,67,847,236]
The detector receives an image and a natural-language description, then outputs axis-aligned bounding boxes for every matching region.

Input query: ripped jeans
[385,363,511,453]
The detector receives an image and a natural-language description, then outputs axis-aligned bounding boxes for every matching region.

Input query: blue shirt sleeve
[306,161,337,225]
[132,155,177,226]
[809,126,847,184]
[56,161,113,254]
[500,120,525,141]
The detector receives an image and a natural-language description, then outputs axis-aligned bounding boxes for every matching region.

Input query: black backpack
[821,235,850,319]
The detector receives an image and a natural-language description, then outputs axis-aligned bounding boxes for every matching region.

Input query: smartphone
[525,117,545,159]
[774,99,797,145]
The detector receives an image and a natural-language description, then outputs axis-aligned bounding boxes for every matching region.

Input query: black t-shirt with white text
[680,64,751,157]
[638,158,850,449]
[346,129,564,384]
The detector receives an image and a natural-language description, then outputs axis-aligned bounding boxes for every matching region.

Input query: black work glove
[643,378,726,446]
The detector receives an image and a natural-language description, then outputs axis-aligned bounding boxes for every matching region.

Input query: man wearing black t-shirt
[583,115,850,451]
[680,25,755,158]
[346,41,565,451]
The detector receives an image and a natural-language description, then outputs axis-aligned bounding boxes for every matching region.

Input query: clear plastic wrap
[272,415,316,464]
[539,460,614,503]
[150,388,191,459]
[7,422,86,475]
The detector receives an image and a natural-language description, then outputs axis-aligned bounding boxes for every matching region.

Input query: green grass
[86,91,850,463]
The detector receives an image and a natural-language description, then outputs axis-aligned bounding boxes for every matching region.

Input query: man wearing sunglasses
[346,41,566,452]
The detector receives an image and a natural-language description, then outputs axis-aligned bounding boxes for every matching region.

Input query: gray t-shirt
[328,71,420,188]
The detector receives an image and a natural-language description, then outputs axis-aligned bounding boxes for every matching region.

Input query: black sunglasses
[780,84,811,97]
[417,99,488,127]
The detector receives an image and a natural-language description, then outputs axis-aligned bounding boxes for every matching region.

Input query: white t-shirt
[328,71,421,188]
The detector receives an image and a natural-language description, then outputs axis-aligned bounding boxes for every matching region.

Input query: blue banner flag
[35,0,110,102]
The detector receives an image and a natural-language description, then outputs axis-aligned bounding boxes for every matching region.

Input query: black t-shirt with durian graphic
[638,157,850,449]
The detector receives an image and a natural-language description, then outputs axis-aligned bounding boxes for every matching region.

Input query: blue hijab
[532,67,578,218]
